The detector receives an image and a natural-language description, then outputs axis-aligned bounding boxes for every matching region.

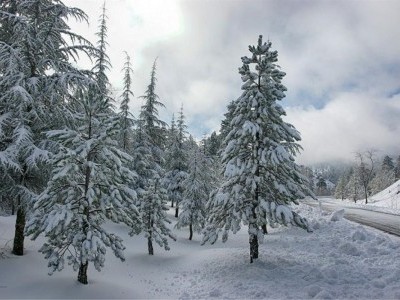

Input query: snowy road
[304,198,400,237]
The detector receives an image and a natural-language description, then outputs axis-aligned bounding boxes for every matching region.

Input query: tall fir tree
[164,105,189,218]
[134,60,176,255]
[395,155,400,180]
[203,36,312,263]
[118,51,134,151]
[94,2,110,105]
[26,3,142,285]
[0,0,16,43]
[0,0,95,256]
[164,114,176,207]
[219,100,236,149]
[26,86,141,283]
[206,131,221,157]
[382,155,394,171]
[177,139,214,240]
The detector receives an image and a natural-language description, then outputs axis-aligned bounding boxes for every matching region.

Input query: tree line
[0,1,312,284]
[335,152,400,204]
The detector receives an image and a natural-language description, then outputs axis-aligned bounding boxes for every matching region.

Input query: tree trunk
[261,224,268,235]
[249,230,259,263]
[175,206,179,218]
[148,236,154,255]
[77,262,88,284]
[189,223,193,240]
[12,205,25,256]
[171,200,174,207]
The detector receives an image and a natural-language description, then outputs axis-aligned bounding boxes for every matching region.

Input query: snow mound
[330,209,345,221]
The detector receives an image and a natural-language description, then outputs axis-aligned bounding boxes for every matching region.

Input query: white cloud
[285,93,400,165]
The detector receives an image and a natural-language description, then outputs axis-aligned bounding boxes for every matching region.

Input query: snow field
[369,180,400,212]
[1,204,400,299]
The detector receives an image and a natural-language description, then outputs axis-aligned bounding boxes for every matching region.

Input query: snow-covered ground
[1,205,400,299]
[369,180,400,212]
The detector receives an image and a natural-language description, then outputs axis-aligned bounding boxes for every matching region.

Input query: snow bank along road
[304,198,400,237]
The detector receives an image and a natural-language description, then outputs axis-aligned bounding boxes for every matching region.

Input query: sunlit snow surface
[369,179,400,212]
[1,204,400,299]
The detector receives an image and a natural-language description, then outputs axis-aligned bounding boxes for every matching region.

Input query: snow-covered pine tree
[316,176,327,196]
[164,105,189,218]
[219,100,236,148]
[335,173,349,200]
[0,0,95,256]
[0,0,15,214]
[94,2,111,106]
[382,155,394,171]
[164,114,177,207]
[26,3,141,285]
[205,131,221,157]
[0,0,16,43]
[118,51,134,151]
[370,168,395,195]
[202,36,312,263]
[394,155,400,180]
[177,138,214,240]
[26,86,141,283]
[369,158,396,195]
[134,60,176,255]
[299,165,315,194]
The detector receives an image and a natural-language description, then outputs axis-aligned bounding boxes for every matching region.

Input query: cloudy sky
[64,0,400,165]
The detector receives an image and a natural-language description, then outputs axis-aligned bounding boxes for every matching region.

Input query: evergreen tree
[200,135,221,191]
[299,166,315,193]
[395,155,400,180]
[164,114,177,207]
[0,0,16,44]
[0,0,95,256]
[382,155,394,171]
[370,165,395,195]
[118,51,134,151]
[26,85,141,284]
[177,138,216,240]
[134,60,176,255]
[316,176,327,196]
[334,172,347,200]
[164,105,189,218]
[202,36,312,263]
[26,3,141,285]
[94,3,111,105]
[206,131,221,157]
[370,169,395,195]
[219,100,236,148]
